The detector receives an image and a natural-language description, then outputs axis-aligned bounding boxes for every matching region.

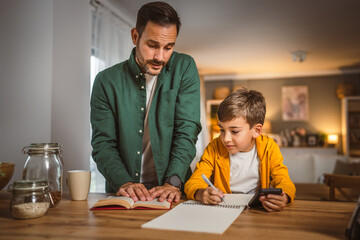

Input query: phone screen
[260,188,282,196]
[248,188,282,208]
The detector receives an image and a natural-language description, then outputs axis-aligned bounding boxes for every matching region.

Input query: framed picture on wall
[306,134,318,146]
[282,85,309,121]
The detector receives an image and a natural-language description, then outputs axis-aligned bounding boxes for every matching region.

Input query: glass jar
[9,180,51,219]
[22,143,63,208]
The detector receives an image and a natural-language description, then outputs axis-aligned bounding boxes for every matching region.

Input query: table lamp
[327,134,338,147]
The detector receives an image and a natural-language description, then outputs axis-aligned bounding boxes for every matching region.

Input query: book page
[133,198,171,209]
[92,196,134,209]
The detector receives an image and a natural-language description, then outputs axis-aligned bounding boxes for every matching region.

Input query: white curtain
[90,3,133,86]
[90,2,133,193]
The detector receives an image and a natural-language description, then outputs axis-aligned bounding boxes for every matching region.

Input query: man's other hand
[148,183,182,203]
[117,182,153,202]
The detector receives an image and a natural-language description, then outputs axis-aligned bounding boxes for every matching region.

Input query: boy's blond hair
[217,88,266,128]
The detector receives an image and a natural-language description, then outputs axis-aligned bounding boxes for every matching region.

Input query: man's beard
[135,46,165,76]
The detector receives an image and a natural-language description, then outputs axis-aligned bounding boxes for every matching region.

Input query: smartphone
[260,188,282,196]
[248,188,282,208]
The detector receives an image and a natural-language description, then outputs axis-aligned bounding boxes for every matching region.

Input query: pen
[201,174,227,204]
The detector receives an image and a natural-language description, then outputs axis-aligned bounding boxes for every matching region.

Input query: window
[89,4,133,193]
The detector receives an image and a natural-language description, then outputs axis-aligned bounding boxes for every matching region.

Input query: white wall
[52,1,91,177]
[0,0,91,190]
[0,0,53,185]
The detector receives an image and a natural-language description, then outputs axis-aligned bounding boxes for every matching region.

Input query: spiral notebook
[141,193,254,234]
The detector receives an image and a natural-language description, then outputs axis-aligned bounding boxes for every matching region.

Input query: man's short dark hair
[136,1,181,38]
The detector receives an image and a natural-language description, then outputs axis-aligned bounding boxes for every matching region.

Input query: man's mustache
[147,60,165,66]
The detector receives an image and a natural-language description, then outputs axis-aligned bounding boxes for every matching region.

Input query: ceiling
[112,0,360,79]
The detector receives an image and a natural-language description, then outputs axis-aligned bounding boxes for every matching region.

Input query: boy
[184,88,295,211]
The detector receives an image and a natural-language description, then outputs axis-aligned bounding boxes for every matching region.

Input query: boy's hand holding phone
[195,187,225,205]
[259,190,289,212]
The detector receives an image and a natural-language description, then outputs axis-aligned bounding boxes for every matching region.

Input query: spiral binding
[183,202,243,209]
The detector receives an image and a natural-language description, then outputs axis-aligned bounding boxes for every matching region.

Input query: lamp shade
[327,134,338,144]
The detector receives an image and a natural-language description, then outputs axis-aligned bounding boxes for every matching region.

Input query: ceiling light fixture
[292,50,307,63]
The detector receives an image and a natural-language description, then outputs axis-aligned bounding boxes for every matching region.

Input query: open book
[142,193,254,234]
[90,196,171,210]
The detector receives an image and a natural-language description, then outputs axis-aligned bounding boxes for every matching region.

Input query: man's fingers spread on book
[174,192,181,202]
[145,194,153,201]
[159,189,172,202]
[149,187,163,199]
[126,188,139,202]
[150,191,158,199]
[141,188,152,201]
[134,188,146,201]
[167,192,175,202]
[118,188,130,198]
[170,189,181,202]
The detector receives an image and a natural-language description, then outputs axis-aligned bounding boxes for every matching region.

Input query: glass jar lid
[22,143,62,155]
[12,179,49,190]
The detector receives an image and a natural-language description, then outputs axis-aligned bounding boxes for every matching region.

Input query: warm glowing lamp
[327,134,338,145]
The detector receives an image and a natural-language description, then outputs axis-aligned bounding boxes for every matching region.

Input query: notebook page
[141,200,246,234]
[220,193,255,206]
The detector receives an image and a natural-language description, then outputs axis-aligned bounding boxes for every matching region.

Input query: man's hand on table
[116,182,153,202]
[148,183,182,203]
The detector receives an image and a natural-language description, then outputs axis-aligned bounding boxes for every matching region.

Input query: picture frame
[282,85,309,121]
[306,134,318,147]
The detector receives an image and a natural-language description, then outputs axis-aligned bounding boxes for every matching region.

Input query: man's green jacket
[91,48,202,192]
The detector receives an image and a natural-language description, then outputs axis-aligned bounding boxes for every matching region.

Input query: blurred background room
[1,0,359,201]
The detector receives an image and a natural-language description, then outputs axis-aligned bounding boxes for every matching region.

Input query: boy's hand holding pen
[194,174,227,205]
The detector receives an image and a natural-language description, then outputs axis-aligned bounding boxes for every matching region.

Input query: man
[90,2,201,203]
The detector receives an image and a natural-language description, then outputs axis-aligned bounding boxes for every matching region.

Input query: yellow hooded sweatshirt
[185,135,296,204]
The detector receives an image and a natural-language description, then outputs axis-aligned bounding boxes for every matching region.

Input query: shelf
[342,96,360,156]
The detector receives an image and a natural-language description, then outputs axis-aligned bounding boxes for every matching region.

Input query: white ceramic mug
[67,170,91,201]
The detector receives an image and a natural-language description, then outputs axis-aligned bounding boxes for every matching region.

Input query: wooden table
[0,191,356,240]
